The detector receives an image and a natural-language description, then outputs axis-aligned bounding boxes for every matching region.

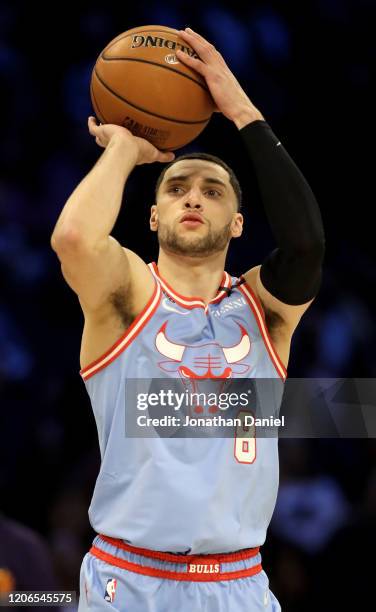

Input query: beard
[158,219,232,258]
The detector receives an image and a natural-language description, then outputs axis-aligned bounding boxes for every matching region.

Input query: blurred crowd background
[0,1,375,610]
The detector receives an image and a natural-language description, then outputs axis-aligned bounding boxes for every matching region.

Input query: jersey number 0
[234,410,256,464]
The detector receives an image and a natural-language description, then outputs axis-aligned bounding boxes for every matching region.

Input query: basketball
[90,25,215,151]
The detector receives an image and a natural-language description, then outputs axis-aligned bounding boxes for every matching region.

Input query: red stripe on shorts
[90,536,262,582]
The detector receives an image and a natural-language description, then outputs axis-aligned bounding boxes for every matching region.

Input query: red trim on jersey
[80,280,161,380]
[240,277,269,323]
[238,281,287,381]
[90,544,262,582]
[150,262,229,310]
[207,271,232,306]
[99,535,260,564]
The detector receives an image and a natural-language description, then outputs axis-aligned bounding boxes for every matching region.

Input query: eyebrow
[164,174,227,190]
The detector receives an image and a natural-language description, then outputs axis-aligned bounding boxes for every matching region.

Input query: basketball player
[51,27,325,611]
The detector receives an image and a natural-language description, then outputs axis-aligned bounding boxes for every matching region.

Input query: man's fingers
[179,31,207,57]
[176,49,206,74]
[183,27,210,45]
[179,27,201,41]
[88,116,99,135]
[88,116,104,132]
[179,28,215,55]
[180,27,206,44]
[157,151,175,163]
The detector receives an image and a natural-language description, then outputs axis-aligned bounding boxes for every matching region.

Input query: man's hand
[88,117,174,164]
[176,28,264,129]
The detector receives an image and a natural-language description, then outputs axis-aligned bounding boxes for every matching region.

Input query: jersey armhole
[238,279,287,381]
[80,278,161,381]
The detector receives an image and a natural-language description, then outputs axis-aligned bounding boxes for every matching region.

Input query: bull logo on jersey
[155,322,251,413]
[156,321,251,377]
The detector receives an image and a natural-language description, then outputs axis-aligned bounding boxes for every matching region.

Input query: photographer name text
[137,415,285,428]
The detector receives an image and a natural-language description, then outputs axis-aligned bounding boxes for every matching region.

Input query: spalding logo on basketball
[90,25,215,150]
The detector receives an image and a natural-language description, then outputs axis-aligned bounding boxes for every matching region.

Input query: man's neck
[157,250,228,305]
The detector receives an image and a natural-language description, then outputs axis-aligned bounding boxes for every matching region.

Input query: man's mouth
[180,213,204,227]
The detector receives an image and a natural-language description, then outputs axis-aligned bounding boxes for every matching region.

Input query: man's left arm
[239,118,325,334]
[176,27,325,334]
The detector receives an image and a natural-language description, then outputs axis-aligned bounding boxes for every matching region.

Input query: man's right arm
[51,118,173,366]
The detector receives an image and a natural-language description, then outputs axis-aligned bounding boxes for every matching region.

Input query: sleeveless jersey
[80,262,287,554]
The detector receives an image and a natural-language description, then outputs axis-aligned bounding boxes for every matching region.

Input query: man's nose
[184,201,203,209]
[183,190,203,209]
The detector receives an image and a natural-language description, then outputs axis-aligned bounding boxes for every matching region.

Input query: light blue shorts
[78,535,281,612]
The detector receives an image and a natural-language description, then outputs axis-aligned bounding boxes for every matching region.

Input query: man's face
[150,160,243,258]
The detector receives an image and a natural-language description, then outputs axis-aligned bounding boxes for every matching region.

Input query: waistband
[89,535,262,582]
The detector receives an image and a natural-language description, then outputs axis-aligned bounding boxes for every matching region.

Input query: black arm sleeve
[240,120,325,305]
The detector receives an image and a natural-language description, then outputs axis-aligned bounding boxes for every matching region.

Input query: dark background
[0,1,375,609]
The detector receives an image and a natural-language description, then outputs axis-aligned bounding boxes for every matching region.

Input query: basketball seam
[90,84,192,148]
[93,68,211,125]
[100,56,209,94]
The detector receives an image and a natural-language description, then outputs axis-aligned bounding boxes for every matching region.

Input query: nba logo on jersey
[104,578,117,603]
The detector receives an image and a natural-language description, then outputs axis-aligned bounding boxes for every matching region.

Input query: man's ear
[231,212,243,239]
[150,204,158,232]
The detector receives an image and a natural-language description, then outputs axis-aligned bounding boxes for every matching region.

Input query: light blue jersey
[81,262,287,554]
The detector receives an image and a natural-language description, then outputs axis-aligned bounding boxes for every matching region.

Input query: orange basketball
[90,25,215,151]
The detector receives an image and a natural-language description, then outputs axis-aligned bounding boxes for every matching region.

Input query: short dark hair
[155,152,242,211]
